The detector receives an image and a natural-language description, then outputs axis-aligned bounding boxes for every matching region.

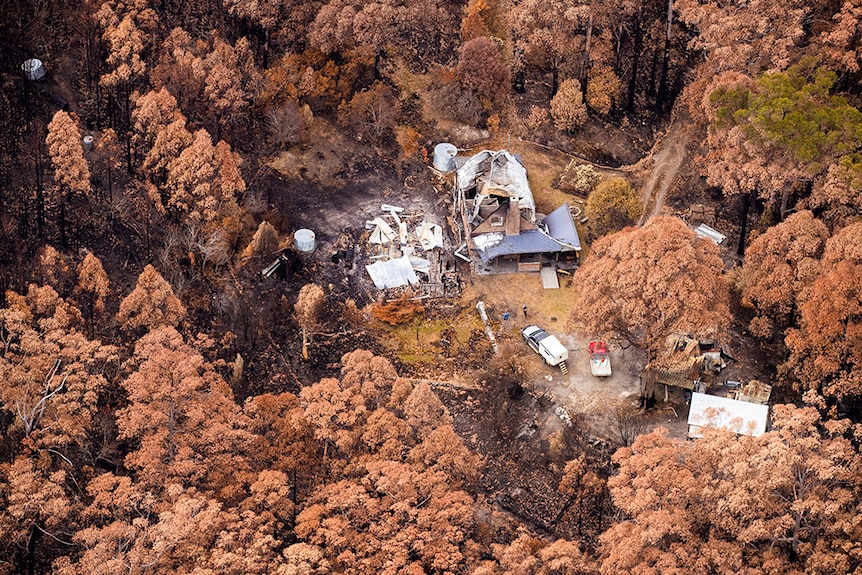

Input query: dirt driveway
[263,134,692,443]
[464,273,690,444]
[531,331,691,444]
[551,335,642,436]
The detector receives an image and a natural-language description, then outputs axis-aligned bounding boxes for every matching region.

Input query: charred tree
[626,4,643,113]
[656,0,673,113]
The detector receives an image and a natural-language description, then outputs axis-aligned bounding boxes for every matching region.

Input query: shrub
[585,177,643,238]
[426,73,485,126]
[267,100,309,148]
[558,160,601,196]
[372,291,425,325]
[586,65,622,116]
[457,37,510,102]
[551,79,587,131]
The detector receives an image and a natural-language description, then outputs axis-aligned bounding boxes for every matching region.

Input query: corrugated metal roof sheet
[543,203,581,250]
[641,355,702,390]
[694,223,726,244]
[456,150,535,214]
[472,202,581,262]
[642,368,697,390]
[687,393,769,437]
[365,256,419,289]
[476,229,564,262]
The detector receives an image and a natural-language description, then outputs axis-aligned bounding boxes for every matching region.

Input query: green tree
[706,61,862,201]
[585,177,642,238]
[551,79,587,132]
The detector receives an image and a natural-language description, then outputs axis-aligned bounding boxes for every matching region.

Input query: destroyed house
[454,150,581,273]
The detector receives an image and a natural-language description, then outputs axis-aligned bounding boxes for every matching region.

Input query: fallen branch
[315,329,366,337]
[405,378,481,391]
[476,301,499,354]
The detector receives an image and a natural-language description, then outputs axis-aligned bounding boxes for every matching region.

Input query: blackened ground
[231,154,451,397]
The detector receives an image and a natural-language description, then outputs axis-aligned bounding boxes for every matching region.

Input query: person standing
[522,303,528,318]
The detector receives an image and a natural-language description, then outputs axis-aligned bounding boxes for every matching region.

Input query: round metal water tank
[294,229,316,253]
[22,59,45,81]
[433,143,458,172]
[82,135,95,152]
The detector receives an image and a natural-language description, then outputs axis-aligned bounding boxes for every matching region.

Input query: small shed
[687,392,769,439]
[694,223,726,244]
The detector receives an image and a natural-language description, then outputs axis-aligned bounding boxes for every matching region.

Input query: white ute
[588,340,612,377]
[521,325,569,374]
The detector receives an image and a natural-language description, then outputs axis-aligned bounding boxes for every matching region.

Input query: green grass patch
[379,315,484,366]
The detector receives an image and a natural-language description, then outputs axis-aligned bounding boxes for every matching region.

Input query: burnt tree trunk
[35,151,45,239]
[582,10,593,97]
[737,191,752,257]
[656,0,673,112]
[123,89,133,175]
[648,46,659,97]
[614,22,625,74]
[58,194,67,249]
[626,5,643,113]
[551,55,559,96]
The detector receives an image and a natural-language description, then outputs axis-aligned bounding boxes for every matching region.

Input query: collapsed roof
[456,150,536,221]
[365,255,420,290]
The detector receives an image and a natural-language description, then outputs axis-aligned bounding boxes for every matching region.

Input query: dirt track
[545,336,643,438]
[638,113,691,223]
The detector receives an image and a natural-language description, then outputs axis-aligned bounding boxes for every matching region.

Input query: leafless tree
[267,101,306,148]
[16,359,66,433]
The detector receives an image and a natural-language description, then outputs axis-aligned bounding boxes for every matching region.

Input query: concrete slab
[540,267,559,289]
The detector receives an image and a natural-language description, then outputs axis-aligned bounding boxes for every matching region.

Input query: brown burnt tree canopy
[0,0,861,573]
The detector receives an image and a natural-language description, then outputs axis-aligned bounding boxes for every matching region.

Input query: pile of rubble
[362,204,459,298]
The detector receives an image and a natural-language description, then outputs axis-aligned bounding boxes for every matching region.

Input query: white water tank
[294,229,316,253]
[433,143,458,172]
[82,135,95,152]
[22,59,45,81]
